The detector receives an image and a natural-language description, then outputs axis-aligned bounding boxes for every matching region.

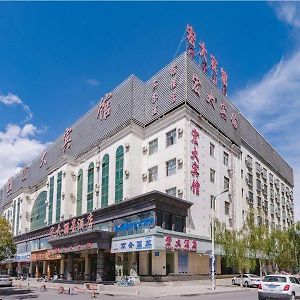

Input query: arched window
[31,191,47,231]
[77,169,83,216]
[87,162,94,212]
[115,146,124,203]
[101,154,109,207]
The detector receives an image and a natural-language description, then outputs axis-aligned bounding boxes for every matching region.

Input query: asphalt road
[0,287,258,300]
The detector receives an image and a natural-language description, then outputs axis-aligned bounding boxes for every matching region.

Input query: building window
[166,129,176,147]
[223,151,229,166]
[210,143,215,157]
[148,166,158,182]
[210,195,216,210]
[224,176,230,190]
[163,212,172,230]
[257,196,262,207]
[48,176,54,223]
[16,198,20,235]
[225,201,230,215]
[115,146,124,203]
[255,162,261,174]
[101,154,109,207]
[31,191,47,231]
[56,171,62,222]
[76,169,83,216]
[149,138,158,155]
[12,201,16,235]
[174,215,184,232]
[241,169,243,179]
[242,188,244,198]
[87,162,94,212]
[166,187,177,197]
[166,158,176,176]
[210,169,216,183]
[256,179,261,191]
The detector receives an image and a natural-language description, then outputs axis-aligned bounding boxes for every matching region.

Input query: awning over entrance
[48,229,113,254]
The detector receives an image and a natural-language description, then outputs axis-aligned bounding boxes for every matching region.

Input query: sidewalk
[13,278,251,297]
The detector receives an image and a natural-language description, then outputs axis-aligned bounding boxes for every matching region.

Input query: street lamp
[211,188,229,291]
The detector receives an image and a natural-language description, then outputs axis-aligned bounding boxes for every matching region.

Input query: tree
[0,216,16,262]
[215,221,256,287]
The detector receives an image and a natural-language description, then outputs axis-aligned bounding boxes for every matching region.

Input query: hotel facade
[0,51,294,281]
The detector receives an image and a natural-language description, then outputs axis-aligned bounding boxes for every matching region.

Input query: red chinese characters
[40,151,47,168]
[63,222,70,235]
[186,24,196,59]
[207,91,217,109]
[6,177,13,194]
[164,236,198,252]
[210,55,218,85]
[151,79,158,115]
[190,128,200,195]
[199,41,208,74]
[192,74,201,97]
[165,236,172,250]
[221,68,228,97]
[169,65,177,103]
[97,93,112,120]
[62,128,72,153]
[231,113,238,129]
[22,166,28,182]
[87,213,94,229]
[220,102,227,120]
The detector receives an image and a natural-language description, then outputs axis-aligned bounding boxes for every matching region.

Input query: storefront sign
[50,212,94,238]
[48,241,98,255]
[114,217,155,233]
[15,253,31,262]
[111,236,154,253]
[165,235,198,252]
[190,127,200,195]
[31,250,62,262]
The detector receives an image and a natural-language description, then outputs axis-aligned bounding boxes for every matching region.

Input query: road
[0,287,258,300]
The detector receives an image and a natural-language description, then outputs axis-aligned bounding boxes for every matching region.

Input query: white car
[258,274,300,300]
[232,273,262,287]
[0,274,13,287]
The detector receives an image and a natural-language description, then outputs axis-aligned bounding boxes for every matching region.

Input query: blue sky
[0,2,299,217]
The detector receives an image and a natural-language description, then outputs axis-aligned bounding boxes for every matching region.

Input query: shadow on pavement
[0,287,38,299]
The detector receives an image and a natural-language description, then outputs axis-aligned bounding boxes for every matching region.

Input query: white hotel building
[0,52,294,281]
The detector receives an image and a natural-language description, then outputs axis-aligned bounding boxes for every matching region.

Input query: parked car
[232,274,262,287]
[258,274,300,300]
[0,275,13,287]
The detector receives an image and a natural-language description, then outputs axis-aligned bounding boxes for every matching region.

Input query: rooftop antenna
[173,27,187,60]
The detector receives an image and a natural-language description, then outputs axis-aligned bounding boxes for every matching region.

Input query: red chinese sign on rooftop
[62,128,72,153]
[97,93,112,121]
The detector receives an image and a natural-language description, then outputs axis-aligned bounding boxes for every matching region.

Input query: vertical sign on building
[190,127,200,195]
[97,93,112,120]
[151,79,158,115]
[62,128,72,153]
[186,24,196,59]
[169,65,177,103]
[40,151,47,168]
[221,68,228,97]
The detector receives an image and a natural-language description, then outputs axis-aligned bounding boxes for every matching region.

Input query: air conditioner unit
[142,173,148,180]
[62,192,65,199]
[44,219,47,224]
[228,169,233,177]
[26,196,30,202]
[18,230,21,235]
[62,171,66,177]
[228,192,232,202]
[26,212,31,219]
[178,128,183,134]
[71,171,76,177]
[95,184,100,193]
[96,161,100,169]
[25,227,29,233]
[142,146,148,153]
[45,200,49,207]
[61,214,64,220]
[70,193,75,198]
[125,143,130,150]
[177,158,183,165]
[19,214,22,219]
[46,181,50,187]
[178,189,183,195]
[124,170,129,177]
[229,218,233,227]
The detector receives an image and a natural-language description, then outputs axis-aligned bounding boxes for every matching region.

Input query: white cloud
[0,123,48,187]
[232,3,300,221]
[0,92,33,120]
[86,79,100,87]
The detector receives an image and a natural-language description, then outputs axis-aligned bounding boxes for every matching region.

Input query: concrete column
[47,262,51,278]
[35,264,39,278]
[17,262,21,275]
[66,254,74,281]
[96,251,104,282]
[84,253,91,281]
[7,263,12,276]
[42,261,46,276]
[60,256,65,279]
[29,261,33,277]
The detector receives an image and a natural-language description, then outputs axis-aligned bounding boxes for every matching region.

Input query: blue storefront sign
[114,217,155,233]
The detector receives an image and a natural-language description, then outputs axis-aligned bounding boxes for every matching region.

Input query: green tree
[215,221,256,287]
[0,216,16,262]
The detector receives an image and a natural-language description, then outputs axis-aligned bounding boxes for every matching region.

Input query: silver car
[258,274,300,300]
[0,274,13,287]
